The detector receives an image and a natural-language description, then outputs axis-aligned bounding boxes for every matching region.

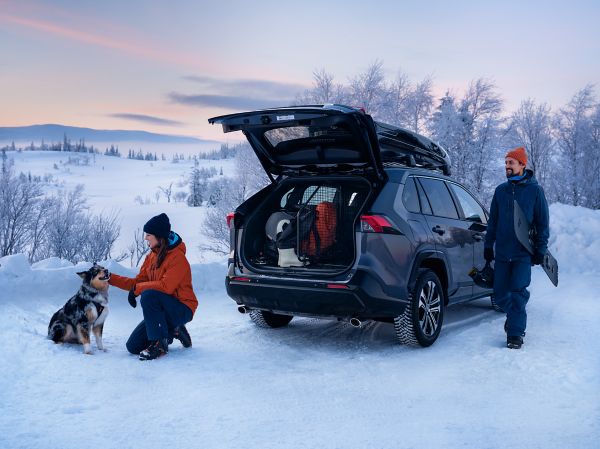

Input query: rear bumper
[226,269,409,319]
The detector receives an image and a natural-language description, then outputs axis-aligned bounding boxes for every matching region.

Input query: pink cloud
[0,11,214,72]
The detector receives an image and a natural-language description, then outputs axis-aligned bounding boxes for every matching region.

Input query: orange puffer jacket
[109,236,198,315]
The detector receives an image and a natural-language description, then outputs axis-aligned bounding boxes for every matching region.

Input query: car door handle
[432,225,445,235]
[473,234,484,241]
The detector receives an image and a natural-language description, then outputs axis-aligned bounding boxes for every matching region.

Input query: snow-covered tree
[348,60,386,114]
[187,160,204,207]
[42,185,88,261]
[27,196,55,263]
[200,144,268,254]
[405,77,434,134]
[430,79,504,202]
[79,211,121,262]
[0,164,44,257]
[296,68,347,105]
[552,85,596,206]
[379,72,411,127]
[506,99,554,187]
[588,103,600,208]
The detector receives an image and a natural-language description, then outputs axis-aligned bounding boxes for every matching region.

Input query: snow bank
[31,256,75,269]
[0,253,31,277]
[0,255,226,307]
[549,203,600,274]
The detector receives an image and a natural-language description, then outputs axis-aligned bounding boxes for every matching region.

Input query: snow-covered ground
[1,151,599,448]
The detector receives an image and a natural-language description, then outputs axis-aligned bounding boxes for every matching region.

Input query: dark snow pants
[126,289,192,354]
[493,260,531,337]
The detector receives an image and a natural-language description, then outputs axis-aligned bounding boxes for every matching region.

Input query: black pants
[126,289,192,354]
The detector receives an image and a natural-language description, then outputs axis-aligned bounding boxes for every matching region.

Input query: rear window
[261,123,364,166]
[264,127,310,146]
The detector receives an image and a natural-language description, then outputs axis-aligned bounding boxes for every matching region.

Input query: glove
[531,252,544,266]
[484,247,494,262]
[127,288,138,308]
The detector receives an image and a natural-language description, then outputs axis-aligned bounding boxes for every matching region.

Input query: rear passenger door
[446,182,490,297]
[416,177,474,301]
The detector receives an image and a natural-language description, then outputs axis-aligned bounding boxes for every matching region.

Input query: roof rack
[374,122,451,176]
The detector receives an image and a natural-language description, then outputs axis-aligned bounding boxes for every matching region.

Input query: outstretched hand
[128,289,138,308]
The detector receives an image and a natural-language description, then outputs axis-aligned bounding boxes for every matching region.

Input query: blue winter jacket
[484,170,550,262]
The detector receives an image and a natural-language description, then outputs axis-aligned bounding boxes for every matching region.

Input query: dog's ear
[76,271,88,280]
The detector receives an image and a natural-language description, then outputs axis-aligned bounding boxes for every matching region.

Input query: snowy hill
[1,178,599,448]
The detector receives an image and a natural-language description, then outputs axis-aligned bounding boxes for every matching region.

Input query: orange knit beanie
[505,146,528,166]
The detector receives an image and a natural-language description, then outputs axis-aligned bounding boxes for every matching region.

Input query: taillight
[327,284,349,289]
[226,212,235,229]
[360,215,395,233]
[231,276,251,282]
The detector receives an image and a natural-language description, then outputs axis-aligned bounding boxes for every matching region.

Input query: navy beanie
[143,213,171,239]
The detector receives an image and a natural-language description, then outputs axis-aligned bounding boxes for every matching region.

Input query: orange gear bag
[302,201,337,257]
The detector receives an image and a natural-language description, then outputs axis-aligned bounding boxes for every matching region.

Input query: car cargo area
[241,177,372,274]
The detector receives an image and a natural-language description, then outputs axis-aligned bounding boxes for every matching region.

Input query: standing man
[484,146,549,349]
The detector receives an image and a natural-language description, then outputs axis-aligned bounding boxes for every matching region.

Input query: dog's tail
[48,310,66,342]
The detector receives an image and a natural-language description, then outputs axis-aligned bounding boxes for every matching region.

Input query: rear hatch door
[208,105,385,180]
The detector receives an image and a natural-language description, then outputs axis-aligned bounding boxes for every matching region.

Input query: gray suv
[209,105,492,347]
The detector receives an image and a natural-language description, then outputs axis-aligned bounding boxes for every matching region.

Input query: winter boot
[277,248,304,267]
[173,325,192,348]
[504,319,526,337]
[507,335,524,349]
[139,339,168,360]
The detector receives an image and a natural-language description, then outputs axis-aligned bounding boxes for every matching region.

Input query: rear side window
[415,179,432,215]
[448,183,487,224]
[418,178,459,219]
[402,177,420,213]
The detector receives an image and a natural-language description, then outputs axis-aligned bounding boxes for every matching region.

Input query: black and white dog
[48,263,110,354]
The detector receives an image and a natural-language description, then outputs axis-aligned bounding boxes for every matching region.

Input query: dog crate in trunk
[241,178,372,274]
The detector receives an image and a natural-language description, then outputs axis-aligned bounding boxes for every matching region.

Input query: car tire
[394,269,444,347]
[249,310,293,328]
[490,295,503,312]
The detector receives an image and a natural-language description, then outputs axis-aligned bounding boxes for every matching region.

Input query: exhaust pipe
[238,305,251,314]
[349,317,362,328]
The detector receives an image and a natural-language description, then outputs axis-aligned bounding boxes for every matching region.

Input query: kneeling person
[110,213,198,360]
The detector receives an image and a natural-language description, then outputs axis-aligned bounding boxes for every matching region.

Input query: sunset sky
[1,0,599,142]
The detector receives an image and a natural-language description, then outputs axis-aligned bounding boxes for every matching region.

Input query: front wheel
[249,310,293,328]
[394,269,445,347]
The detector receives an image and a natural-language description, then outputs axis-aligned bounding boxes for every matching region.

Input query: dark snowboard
[513,200,558,286]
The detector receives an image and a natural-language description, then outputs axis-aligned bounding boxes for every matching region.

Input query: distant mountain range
[0,124,217,144]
